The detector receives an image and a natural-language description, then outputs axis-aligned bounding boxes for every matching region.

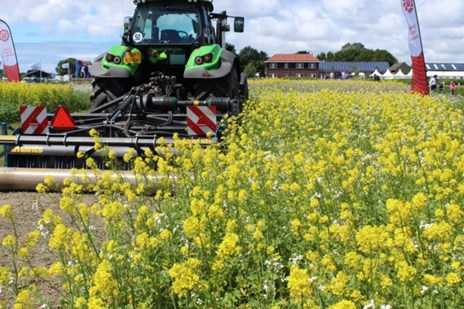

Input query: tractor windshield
[131,4,201,45]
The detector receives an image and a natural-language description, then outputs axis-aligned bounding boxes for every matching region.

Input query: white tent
[381,69,395,80]
[370,68,382,78]
[394,68,409,79]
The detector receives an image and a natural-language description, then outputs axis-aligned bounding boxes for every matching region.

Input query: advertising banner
[400,0,428,95]
[0,19,20,82]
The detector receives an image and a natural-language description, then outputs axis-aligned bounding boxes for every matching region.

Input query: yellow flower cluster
[3,79,464,308]
[168,258,202,298]
[216,232,241,260]
[287,265,312,304]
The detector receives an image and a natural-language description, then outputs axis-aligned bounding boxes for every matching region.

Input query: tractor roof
[133,0,213,10]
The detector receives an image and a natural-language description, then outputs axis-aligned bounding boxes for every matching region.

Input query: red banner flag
[400,0,428,95]
[0,19,21,82]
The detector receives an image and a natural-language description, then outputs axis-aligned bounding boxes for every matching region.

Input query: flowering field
[2,79,464,308]
[0,82,91,123]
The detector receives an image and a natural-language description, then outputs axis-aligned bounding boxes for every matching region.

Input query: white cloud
[2,0,463,73]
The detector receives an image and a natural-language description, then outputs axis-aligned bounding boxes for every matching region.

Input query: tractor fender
[90,47,140,78]
[90,60,133,78]
[184,49,236,79]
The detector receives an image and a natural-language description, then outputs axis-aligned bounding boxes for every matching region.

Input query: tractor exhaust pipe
[0,168,167,192]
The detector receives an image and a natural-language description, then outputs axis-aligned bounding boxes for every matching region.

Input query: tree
[326,51,335,61]
[333,48,358,62]
[326,42,398,66]
[238,46,268,77]
[316,52,327,61]
[354,49,374,62]
[341,42,365,51]
[225,43,236,54]
[370,49,398,66]
[244,62,257,78]
[56,58,77,76]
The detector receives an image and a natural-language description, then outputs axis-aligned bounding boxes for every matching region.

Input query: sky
[1,0,464,74]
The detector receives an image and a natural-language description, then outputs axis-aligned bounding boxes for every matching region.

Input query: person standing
[450,80,456,95]
[429,75,438,92]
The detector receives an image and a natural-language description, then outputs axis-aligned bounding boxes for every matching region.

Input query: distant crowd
[428,75,458,95]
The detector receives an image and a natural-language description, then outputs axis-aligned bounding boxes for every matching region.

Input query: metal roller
[0,168,166,192]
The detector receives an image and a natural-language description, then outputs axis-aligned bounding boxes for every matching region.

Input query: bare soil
[0,192,97,308]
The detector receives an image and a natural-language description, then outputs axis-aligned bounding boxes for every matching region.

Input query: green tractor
[0,0,248,191]
[90,0,248,111]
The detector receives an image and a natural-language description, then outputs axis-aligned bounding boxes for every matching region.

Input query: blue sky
[2,0,464,73]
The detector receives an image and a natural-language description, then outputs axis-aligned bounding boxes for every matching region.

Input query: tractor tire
[91,78,132,112]
[194,67,239,97]
[194,66,241,113]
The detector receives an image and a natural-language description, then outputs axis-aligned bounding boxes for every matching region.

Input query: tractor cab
[126,2,213,46]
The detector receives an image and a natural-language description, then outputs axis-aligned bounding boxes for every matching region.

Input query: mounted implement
[0,0,247,191]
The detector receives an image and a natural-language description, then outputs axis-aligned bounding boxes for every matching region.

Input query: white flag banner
[28,61,42,71]
[400,0,428,95]
[61,63,69,69]
[0,19,20,81]
[401,0,422,57]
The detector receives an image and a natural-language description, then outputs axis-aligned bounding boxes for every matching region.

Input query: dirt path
[0,192,65,247]
[0,192,99,307]
[0,193,62,306]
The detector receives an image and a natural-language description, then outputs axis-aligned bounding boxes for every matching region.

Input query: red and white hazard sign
[20,106,49,135]
[187,106,217,136]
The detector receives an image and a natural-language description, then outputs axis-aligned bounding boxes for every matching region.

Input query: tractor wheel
[91,78,132,112]
[194,66,241,114]
[194,67,239,97]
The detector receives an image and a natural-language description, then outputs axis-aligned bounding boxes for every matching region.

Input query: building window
[296,63,304,69]
[269,63,277,69]
[296,73,304,78]
[284,63,289,69]
[270,73,277,78]
[309,63,317,69]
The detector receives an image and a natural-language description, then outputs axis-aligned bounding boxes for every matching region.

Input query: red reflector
[203,54,212,62]
[195,56,203,65]
[51,106,76,131]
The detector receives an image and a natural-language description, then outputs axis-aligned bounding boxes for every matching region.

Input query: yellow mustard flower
[217,232,241,260]
[0,204,13,219]
[168,258,201,298]
[328,300,356,309]
[287,265,311,304]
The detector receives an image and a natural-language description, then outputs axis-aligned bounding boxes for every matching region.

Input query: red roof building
[265,53,320,78]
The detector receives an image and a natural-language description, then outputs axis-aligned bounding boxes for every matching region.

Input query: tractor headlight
[105,53,121,64]
[195,53,213,65]
[105,54,114,62]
